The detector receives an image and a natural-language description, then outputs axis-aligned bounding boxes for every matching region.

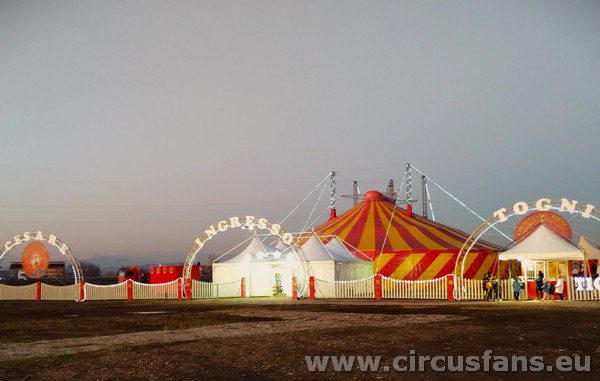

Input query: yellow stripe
[357,202,376,251]
[389,254,425,280]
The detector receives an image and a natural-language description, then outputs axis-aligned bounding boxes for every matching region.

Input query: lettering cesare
[493,198,595,223]
[3,231,70,255]
[193,216,294,251]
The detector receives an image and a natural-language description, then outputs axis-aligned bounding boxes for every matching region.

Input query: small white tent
[578,236,600,260]
[299,234,373,281]
[500,225,585,261]
[212,235,301,297]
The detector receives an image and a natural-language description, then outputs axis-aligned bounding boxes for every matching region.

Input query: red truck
[117,266,148,283]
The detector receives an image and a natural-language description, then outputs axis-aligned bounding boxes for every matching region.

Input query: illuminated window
[169,267,174,274]
[163,267,167,274]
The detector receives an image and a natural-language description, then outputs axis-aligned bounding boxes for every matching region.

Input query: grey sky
[1,1,598,263]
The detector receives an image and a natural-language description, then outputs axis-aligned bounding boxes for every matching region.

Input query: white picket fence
[0,283,37,300]
[41,283,80,301]
[132,279,179,300]
[191,279,241,299]
[457,278,527,301]
[314,277,374,299]
[381,275,448,299]
[85,282,128,301]
[570,278,600,301]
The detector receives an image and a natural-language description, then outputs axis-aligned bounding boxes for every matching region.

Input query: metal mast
[421,175,428,218]
[329,171,337,219]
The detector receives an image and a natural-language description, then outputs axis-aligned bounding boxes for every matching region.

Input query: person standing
[536,271,544,299]
[512,277,521,301]
[482,272,491,301]
[555,276,565,300]
[542,278,550,301]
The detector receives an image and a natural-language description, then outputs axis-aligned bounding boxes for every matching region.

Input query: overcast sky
[1,1,598,264]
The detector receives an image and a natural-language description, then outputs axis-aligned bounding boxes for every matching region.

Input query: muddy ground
[0,299,598,380]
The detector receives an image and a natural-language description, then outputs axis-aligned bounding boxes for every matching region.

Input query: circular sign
[21,242,50,278]
[514,211,572,242]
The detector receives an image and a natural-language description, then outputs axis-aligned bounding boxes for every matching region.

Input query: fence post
[374,275,382,300]
[127,279,133,301]
[79,281,85,302]
[291,276,298,300]
[447,275,455,301]
[36,281,42,301]
[185,278,192,300]
[241,277,246,298]
[309,276,315,300]
[177,278,183,300]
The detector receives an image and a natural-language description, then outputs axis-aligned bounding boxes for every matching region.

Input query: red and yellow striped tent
[314,190,500,280]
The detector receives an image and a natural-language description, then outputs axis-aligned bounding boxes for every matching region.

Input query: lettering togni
[493,198,595,223]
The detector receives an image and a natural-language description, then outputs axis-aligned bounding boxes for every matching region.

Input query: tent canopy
[298,233,368,262]
[215,235,296,263]
[579,236,600,260]
[500,225,584,261]
[314,190,499,259]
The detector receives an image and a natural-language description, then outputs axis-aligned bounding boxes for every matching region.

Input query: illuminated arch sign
[192,216,295,252]
[493,198,596,223]
[455,198,598,282]
[182,216,309,296]
[1,231,84,284]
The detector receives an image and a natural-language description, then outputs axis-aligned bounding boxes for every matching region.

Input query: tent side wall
[374,250,499,280]
[335,262,373,281]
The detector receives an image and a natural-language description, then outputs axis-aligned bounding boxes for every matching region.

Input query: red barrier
[291,276,298,300]
[126,279,133,301]
[185,278,192,300]
[374,274,382,300]
[241,277,246,298]
[309,276,315,300]
[177,278,183,300]
[79,281,85,301]
[36,281,41,301]
[447,275,455,301]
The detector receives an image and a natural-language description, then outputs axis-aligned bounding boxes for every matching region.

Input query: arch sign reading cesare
[455,198,599,280]
[1,231,84,284]
[182,216,310,296]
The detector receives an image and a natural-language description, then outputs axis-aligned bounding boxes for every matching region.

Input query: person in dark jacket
[535,271,544,299]
[482,272,491,301]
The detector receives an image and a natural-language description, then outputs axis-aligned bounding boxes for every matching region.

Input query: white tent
[299,234,373,281]
[212,235,301,297]
[499,225,585,261]
[578,236,600,260]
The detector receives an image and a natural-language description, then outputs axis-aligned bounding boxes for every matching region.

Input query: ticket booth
[499,225,586,300]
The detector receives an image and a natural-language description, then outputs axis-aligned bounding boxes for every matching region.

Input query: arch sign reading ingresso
[182,216,309,297]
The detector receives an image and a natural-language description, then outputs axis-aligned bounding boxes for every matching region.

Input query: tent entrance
[271,265,292,297]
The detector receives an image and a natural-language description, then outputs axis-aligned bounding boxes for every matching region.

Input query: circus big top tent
[313,190,500,280]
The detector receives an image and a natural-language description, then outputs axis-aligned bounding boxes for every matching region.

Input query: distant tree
[79,261,102,277]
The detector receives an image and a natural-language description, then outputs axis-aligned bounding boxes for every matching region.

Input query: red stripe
[462,252,486,279]
[402,252,439,279]
[377,252,410,277]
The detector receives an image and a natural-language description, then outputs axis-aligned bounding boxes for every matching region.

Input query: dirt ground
[0,298,598,380]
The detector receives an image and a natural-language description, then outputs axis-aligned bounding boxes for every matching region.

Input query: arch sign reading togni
[455,198,598,282]
[182,216,310,296]
[1,231,84,284]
